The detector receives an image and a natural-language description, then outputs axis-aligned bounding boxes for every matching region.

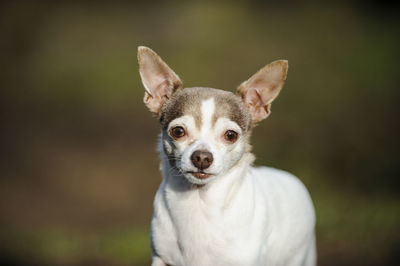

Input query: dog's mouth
[187,171,212,179]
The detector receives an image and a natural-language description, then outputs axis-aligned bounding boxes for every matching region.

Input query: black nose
[191,150,213,170]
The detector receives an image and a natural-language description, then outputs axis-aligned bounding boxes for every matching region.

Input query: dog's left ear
[236,60,288,124]
[138,46,183,114]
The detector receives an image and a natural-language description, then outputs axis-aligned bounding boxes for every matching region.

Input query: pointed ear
[236,60,288,124]
[138,46,183,114]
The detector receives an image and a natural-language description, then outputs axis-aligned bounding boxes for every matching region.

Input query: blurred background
[1,0,399,265]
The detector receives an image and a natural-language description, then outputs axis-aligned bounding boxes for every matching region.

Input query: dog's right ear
[138,46,183,114]
[236,60,288,124]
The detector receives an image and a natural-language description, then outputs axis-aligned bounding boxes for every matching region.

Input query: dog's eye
[224,130,238,143]
[170,126,186,139]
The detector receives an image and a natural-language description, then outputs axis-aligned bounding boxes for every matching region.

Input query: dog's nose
[191,150,213,170]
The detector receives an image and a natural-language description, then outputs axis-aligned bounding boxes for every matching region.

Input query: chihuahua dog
[138,46,316,266]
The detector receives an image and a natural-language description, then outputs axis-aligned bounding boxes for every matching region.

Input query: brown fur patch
[159,87,251,131]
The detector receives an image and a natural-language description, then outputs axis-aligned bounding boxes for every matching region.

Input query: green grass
[314,186,400,261]
[0,227,151,265]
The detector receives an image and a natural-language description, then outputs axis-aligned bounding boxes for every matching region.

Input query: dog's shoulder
[250,166,308,193]
[250,166,315,220]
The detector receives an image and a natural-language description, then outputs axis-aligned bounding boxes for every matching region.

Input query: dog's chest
[152,181,263,266]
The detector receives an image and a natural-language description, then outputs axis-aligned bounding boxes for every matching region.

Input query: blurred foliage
[0,227,150,265]
[0,0,399,265]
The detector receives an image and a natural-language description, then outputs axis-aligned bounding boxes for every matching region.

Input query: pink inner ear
[141,63,170,94]
[152,78,173,99]
[138,47,183,113]
[245,87,269,121]
[236,60,287,123]
[143,79,173,113]
[246,87,262,107]
[144,92,161,113]
[251,77,280,105]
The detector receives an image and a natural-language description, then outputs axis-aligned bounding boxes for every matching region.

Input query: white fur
[200,98,215,135]
[150,97,316,266]
[174,99,247,186]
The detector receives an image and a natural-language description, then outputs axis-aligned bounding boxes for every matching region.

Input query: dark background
[1,1,399,265]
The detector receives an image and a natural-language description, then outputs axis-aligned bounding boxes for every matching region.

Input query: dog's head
[138,46,288,185]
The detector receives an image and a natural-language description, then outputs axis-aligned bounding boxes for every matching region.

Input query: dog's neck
[159,142,255,210]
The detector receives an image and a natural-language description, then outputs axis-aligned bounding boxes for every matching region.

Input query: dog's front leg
[151,255,168,266]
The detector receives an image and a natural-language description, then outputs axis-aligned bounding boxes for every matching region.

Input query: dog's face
[159,87,251,185]
[138,46,288,185]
